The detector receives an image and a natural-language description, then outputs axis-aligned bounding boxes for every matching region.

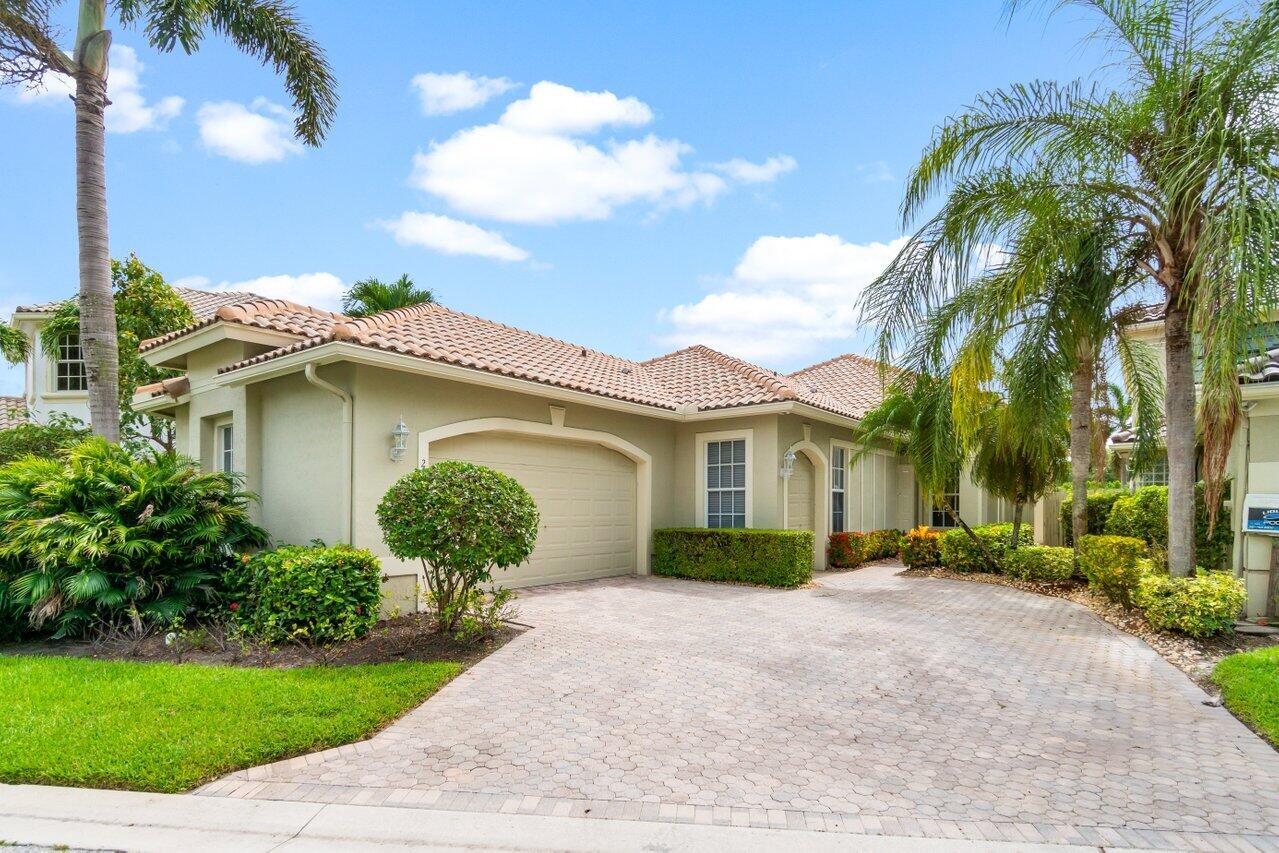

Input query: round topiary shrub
[377,461,540,632]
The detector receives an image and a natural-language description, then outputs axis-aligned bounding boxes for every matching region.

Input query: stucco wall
[13,316,91,424]
[1233,398,1279,618]
[347,364,681,597]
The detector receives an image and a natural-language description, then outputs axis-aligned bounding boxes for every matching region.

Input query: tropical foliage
[0,0,337,441]
[341,274,435,317]
[377,461,539,632]
[40,255,193,451]
[858,0,1279,578]
[0,413,89,466]
[1136,570,1246,637]
[1077,534,1148,608]
[938,523,1033,573]
[0,438,269,638]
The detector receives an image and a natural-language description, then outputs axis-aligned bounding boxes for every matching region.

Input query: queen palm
[341,274,435,318]
[862,0,1279,576]
[0,0,337,443]
[0,323,28,366]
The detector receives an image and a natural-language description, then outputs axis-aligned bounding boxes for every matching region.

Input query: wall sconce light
[780,448,797,480]
[390,417,410,462]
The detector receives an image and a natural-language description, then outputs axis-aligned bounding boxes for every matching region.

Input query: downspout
[1235,402,1255,580]
[304,363,353,545]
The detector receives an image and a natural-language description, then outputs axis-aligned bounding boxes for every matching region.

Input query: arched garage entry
[419,418,652,586]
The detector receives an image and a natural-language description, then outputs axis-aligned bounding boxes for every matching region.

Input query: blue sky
[0,0,1111,395]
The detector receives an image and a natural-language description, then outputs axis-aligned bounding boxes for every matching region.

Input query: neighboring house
[1110,306,1278,618]
[8,288,258,426]
[0,396,27,429]
[131,297,1015,610]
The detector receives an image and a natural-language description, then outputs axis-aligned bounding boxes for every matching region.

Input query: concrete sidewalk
[0,784,1112,852]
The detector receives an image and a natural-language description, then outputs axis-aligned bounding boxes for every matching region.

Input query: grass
[1213,646,1279,746]
[0,655,460,792]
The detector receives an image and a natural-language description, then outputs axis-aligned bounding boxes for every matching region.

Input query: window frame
[52,333,88,393]
[1133,453,1169,489]
[830,440,852,534]
[931,476,961,529]
[695,429,753,529]
[216,421,235,474]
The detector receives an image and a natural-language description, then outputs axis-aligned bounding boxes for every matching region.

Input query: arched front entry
[782,438,829,571]
[419,417,653,584]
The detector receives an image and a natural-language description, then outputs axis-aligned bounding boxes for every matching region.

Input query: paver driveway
[204,564,1279,850]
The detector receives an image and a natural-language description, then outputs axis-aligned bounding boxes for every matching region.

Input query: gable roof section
[788,353,899,419]
[16,286,261,321]
[149,296,895,420]
[0,396,27,430]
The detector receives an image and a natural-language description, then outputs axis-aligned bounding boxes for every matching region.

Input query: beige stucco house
[1111,308,1279,619]
[128,296,1015,609]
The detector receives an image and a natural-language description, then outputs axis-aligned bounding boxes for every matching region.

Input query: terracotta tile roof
[138,298,347,352]
[787,353,899,419]
[0,396,27,430]
[147,295,896,419]
[15,286,261,320]
[641,345,803,410]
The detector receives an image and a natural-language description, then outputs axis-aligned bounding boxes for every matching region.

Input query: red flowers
[229,602,240,611]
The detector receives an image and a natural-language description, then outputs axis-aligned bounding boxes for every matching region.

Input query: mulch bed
[2,612,522,670]
[900,566,1279,694]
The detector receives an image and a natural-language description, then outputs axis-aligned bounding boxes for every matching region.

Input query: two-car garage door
[430,432,637,587]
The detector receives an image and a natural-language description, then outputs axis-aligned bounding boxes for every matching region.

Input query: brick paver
[203,564,1279,849]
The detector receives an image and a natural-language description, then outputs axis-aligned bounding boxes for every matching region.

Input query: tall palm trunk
[74,0,120,442]
[1164,299,1197,577]
[1010,500,1024,551]
[1070,342,1094,549]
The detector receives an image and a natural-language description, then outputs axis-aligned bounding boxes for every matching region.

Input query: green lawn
[1213,646,1279,746]
[0,656,460,792]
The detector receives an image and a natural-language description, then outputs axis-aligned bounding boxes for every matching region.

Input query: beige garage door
[430,432,637,587]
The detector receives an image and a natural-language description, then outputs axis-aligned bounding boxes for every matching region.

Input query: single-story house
[127,296,1017,609]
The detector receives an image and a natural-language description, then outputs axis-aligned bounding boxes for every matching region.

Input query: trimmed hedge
[901,526,942,568]
[1060,489,1125,546]
[827,532,865,568]
[1077,534,1147,608]
[938,523,1033,573]
[1003,545,1075,582]
[1105,484,1232,571]
[224,545,384,645]
[864,529,904,560]
[1136,570,1247,638]
[653,528,813,588]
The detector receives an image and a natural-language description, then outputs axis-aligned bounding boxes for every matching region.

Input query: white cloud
[14,45,182,133]
[498,81,652,135]
[377,212,530,261]
[855,160,896,183]
[411,72,516,115]
[179,272,345,312]
[196,98,300,164]
[659,234,910,365]
[713,155,797,184]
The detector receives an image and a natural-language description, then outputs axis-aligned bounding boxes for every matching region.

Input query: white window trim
[830,438,854,534]
[215,419,234,474]
[696,428,753,528]
[48,333,89,395]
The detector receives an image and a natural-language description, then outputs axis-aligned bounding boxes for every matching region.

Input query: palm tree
[0,323,28,366]
[861,0,1279,576]
[866,206,1163,553]
[0,0,337,443]
[341,274,435,318]
[853,372,996,563]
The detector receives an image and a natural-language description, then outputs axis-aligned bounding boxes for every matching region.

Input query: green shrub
[652,528,813,587]
[0,414,89,466]
[224,545,383,645]
[377,461,539,633]
[864,528,904,560]
[1105,484,1231,571]
[938,523,1033,573]
[1003,545,1075,582]
[901,525,942,568]
[1060,489,1125,546]
[827,532,866,568]
[1136,570,1246,637]
[1077,534,1147,607]
[0,438,268,638]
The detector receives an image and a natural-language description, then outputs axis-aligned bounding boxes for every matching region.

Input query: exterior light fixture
[390,417,410,462]
[780,448,797,480]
